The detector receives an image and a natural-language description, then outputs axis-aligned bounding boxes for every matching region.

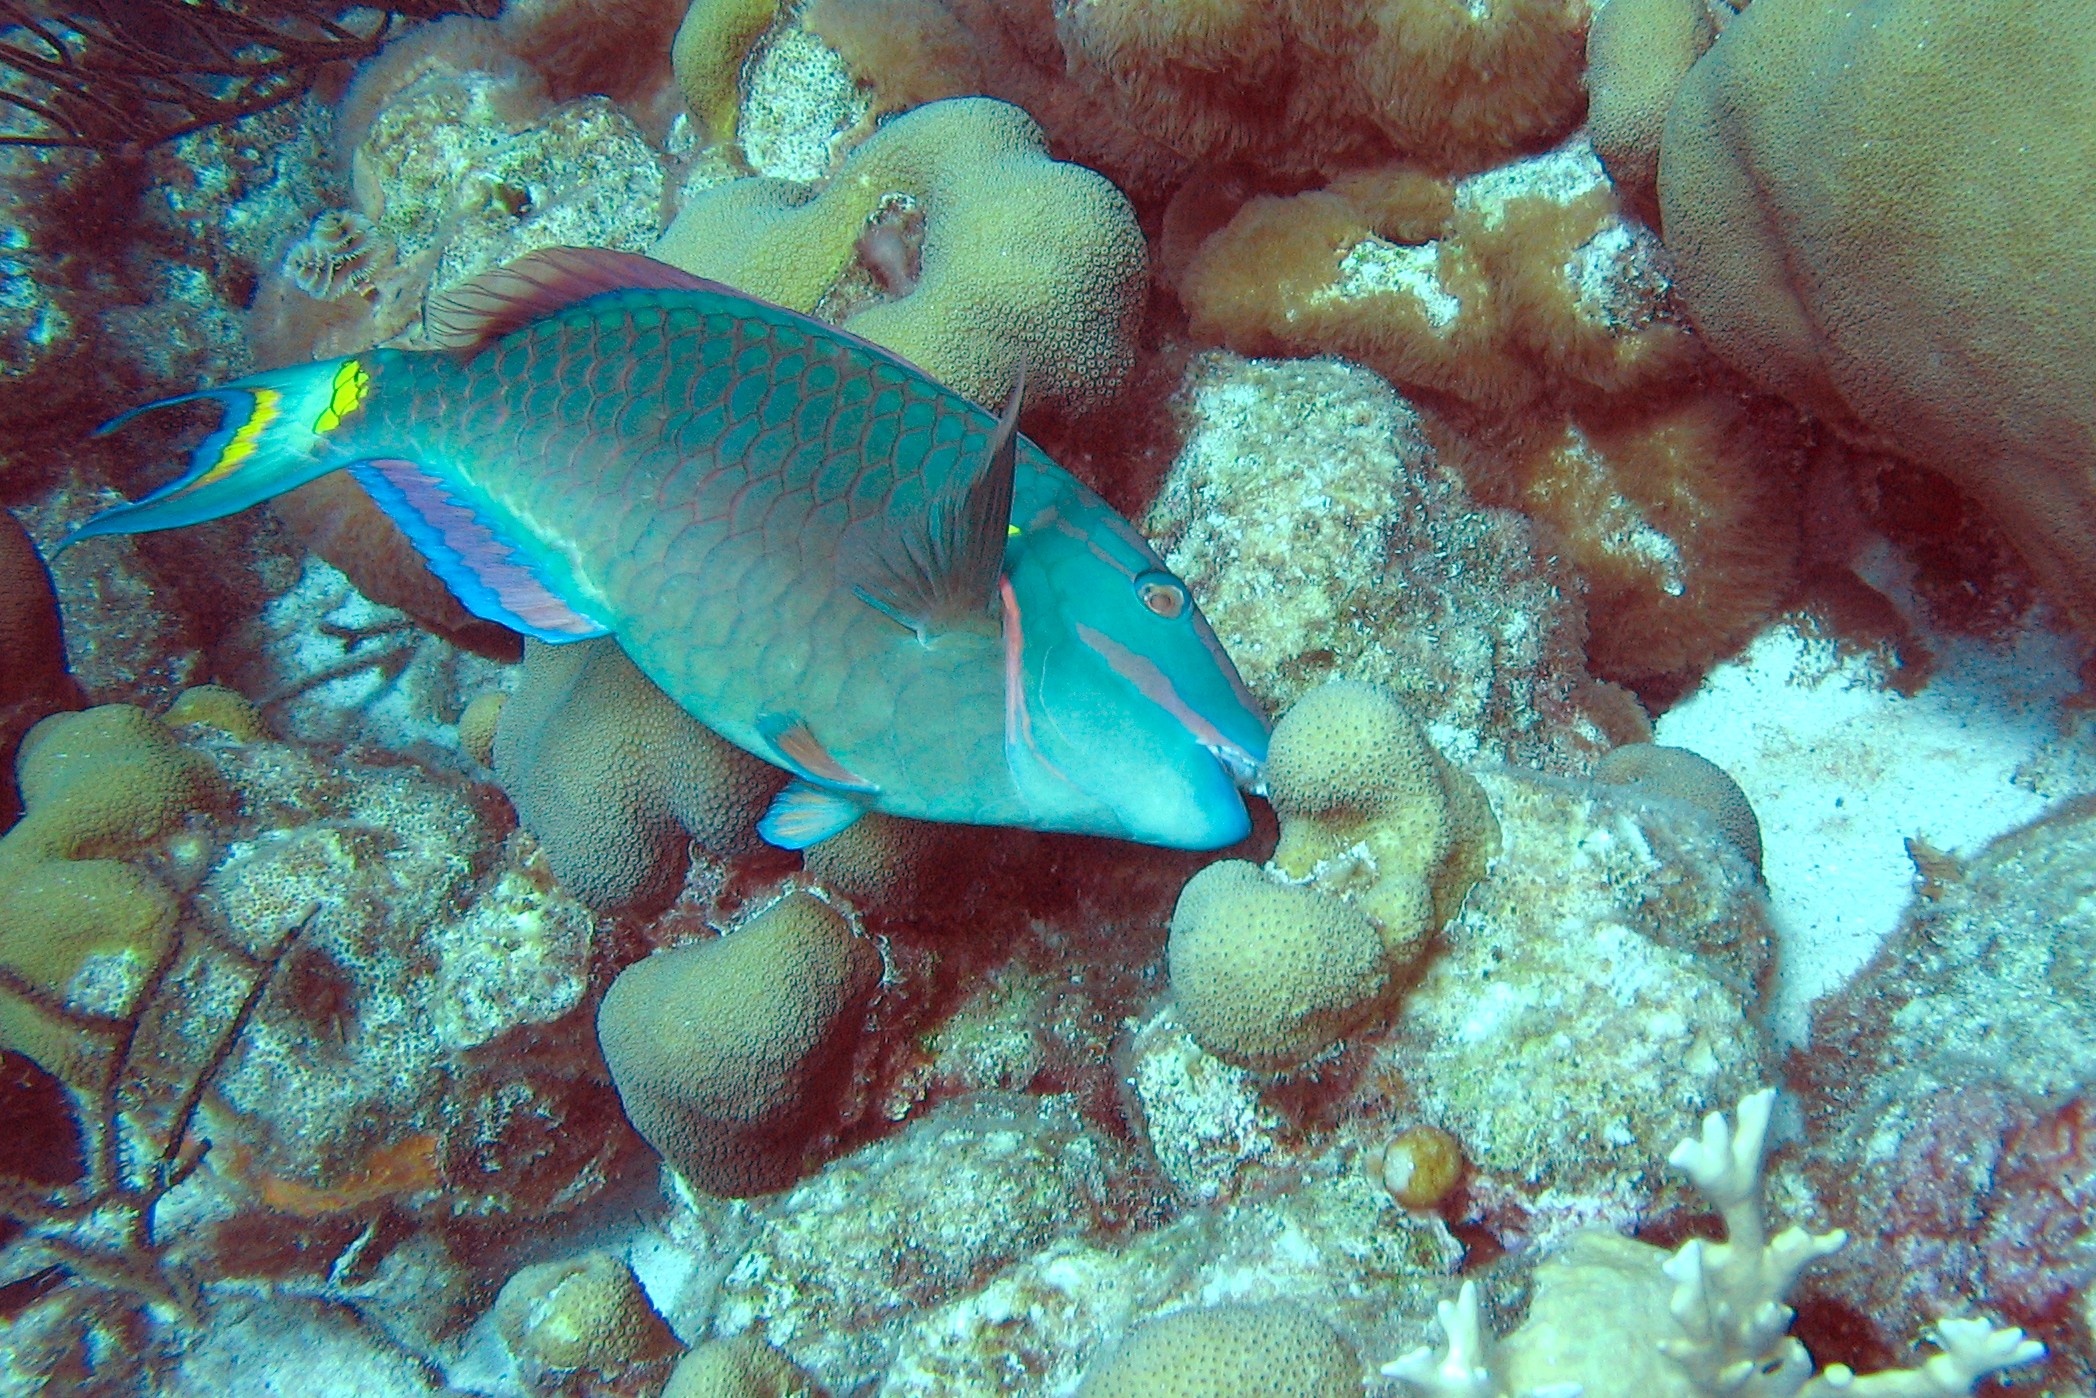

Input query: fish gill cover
[0,0,2090,1394]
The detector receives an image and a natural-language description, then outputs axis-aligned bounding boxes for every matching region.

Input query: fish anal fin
[757,713,878,792]
[848,363,1024,641]
[427,248,711,356]
[348,458,610,642]
[760,781,870,849]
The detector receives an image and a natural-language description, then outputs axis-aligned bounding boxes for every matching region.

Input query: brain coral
[1656,0,2096,632]
[1075,1300,1360,1398]
[1168,860,1391,1071]
[597,893,880,1196]
[493,638,783,913]
[653,97,1147,414]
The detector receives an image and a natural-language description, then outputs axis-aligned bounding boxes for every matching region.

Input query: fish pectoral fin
[756,713,879,792]
[348,458,612,642]
[759,781,872,849]
[846,363,1024,641]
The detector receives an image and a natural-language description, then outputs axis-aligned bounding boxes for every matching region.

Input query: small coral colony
[1,0,2091,1394]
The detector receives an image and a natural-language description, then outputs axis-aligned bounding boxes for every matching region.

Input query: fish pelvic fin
[63,357,381,552]
[757,713,879,792]
[760,781,873,849]
[849,362,1024,641]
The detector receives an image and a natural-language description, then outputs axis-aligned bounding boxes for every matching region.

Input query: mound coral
[1583,0,1713,222]
[1264,679,1498,962]
[1168,860,1390,1071]
[1387,1089,2045,1398]
[663,1333,825,1397]
[597,893,880,1195]
[493,638,782,913]
[490,1250,682,1380]
[1075,1300,1360,1398]
[1161,681,1494,1070]
[1655,0,2096,634]
[1594,742,1761,870]
[0,705,231,1089]
[673,0,787,145]
[653,97,1147,414]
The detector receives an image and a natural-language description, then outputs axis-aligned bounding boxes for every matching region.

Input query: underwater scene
[1,0,2091,1393]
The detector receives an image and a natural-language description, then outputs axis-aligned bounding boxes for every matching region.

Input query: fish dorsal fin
[850,364,1024,641]
[427,248,710,355]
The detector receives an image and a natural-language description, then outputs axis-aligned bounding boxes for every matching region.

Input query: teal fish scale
[386,290,1016,810]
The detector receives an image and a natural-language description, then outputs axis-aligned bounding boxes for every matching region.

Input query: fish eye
[1135,571,1187,620]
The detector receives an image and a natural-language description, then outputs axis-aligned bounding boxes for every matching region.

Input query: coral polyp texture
[492,637,782,912]
[597,892,881,1195]
[1264,679,1499,961]
[654,96,1147,414]
[1654,0,2096,635]
[1168,859,1391,1070]
[1073,1299,1362,1398]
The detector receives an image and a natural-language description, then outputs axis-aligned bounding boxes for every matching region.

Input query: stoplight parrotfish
[68,249,1268,850]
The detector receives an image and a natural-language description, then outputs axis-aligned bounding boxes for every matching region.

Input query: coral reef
[493,638,781,913]
[1172,143,1801,690]
[1143,353,1646,771]
[0,704,231,1089]
[2,0,2089,1391]
[598,892,881,1195]
[1796,794,2096,1387]
[1655,0,2096,635]
[1387,1089,2044,1398]
[654,97,1146,414]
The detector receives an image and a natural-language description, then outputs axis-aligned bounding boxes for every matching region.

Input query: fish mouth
[1203,738,1265,795]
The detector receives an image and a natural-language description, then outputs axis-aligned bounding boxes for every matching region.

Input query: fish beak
[1203,738,1266,796]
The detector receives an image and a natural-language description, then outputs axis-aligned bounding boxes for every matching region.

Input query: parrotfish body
[71,249,1267,849]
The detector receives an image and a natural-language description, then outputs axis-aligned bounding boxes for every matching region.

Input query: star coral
[1655,0,2096,635]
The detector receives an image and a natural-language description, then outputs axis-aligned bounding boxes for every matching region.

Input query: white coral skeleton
[1384,1088,2046,1398]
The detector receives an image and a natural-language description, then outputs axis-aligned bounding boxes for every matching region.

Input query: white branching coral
[1384,1088,2046,1398]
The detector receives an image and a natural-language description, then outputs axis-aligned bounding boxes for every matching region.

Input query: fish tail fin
[62,357,381,551]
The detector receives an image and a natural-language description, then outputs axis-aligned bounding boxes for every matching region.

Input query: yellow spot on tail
[1008,524,1021,538]
[315,359,370,433]
[186,387,283,492]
